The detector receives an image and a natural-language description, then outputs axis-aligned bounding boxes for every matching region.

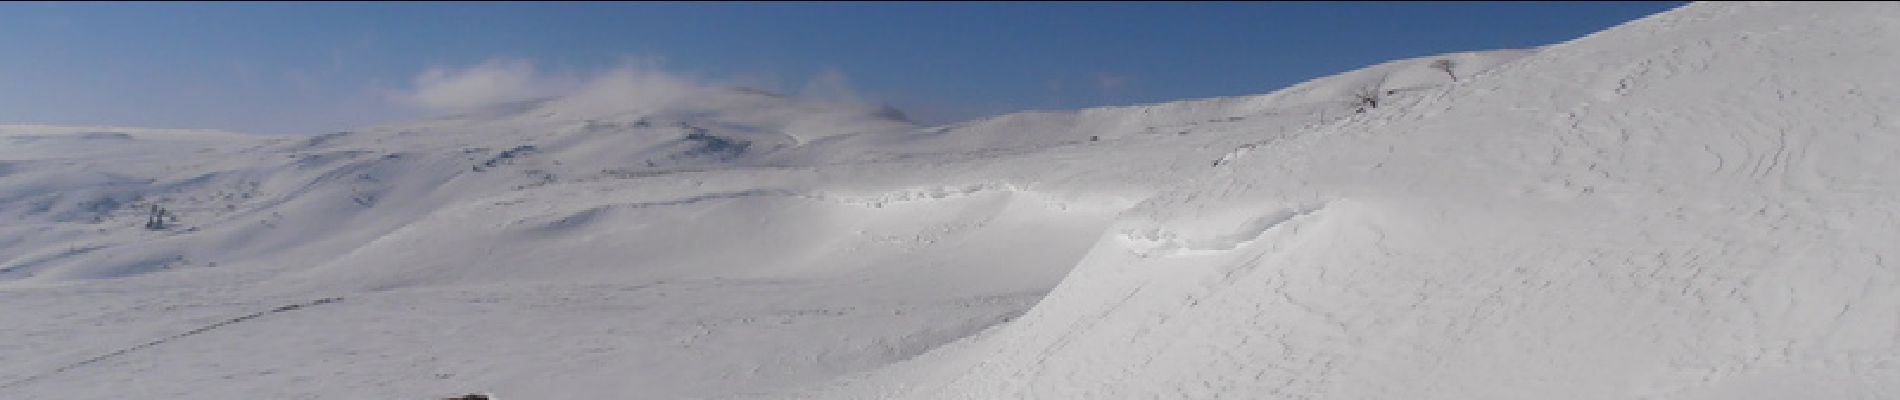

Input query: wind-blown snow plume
[400,58,576,112]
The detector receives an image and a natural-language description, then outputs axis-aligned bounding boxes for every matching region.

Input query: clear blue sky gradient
[0,2,1687,134]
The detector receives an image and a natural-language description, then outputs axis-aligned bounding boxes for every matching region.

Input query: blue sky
[0,2,1686,134]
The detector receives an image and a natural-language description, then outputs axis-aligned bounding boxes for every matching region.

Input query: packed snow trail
[0,297,342,391]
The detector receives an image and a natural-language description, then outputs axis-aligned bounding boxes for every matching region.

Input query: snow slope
[794,2,1900,399]
[4,1,1898,399]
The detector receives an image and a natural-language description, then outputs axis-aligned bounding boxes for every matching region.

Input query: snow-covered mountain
[4,2,1898,399]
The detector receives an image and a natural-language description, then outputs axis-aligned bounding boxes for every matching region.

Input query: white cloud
[398,59,576,112]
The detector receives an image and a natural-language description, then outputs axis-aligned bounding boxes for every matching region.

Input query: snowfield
[4,2,1899,399]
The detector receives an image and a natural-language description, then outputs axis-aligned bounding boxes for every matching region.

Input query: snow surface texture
[3,2,1898,399]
